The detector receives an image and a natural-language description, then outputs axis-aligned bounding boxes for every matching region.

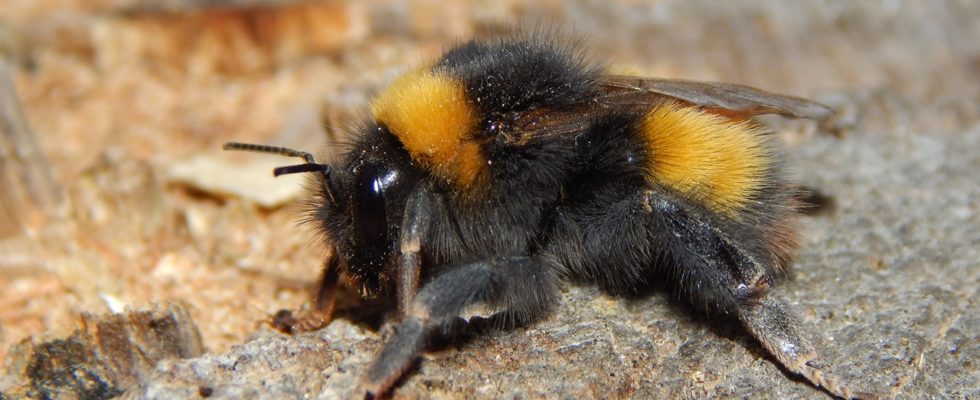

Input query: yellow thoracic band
[370,69,485,189]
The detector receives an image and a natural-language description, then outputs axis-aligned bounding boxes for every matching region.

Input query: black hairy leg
[394,187,435,317]
[555,188,869,399]
[642,190,870,399]
[659,192,871,399]
[738,296,877,399]
[358,256,557,398]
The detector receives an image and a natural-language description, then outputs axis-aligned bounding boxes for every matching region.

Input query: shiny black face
[351,162,399,261]
[328,126,418,295]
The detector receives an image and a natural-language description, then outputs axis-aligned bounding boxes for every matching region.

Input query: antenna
[223,142,337,204]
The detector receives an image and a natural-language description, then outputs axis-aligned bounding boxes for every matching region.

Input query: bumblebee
[226,35,872,399]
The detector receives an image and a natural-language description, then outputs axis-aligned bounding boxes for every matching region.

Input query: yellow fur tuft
[642,103,770,216]
[370,69,484,188]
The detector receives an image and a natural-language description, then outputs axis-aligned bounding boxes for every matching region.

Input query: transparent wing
[598,75,835,120]
[501,76,834,145]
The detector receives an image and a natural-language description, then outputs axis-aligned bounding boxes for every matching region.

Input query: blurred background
[0,0,977,396]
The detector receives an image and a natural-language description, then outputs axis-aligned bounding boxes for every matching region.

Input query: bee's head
[322,127,419,297]
[223,132,418,298]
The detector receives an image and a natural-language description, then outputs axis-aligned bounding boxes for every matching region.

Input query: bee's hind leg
[738,295,879,400]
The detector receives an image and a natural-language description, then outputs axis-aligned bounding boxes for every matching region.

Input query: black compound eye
[353,165,393,253]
